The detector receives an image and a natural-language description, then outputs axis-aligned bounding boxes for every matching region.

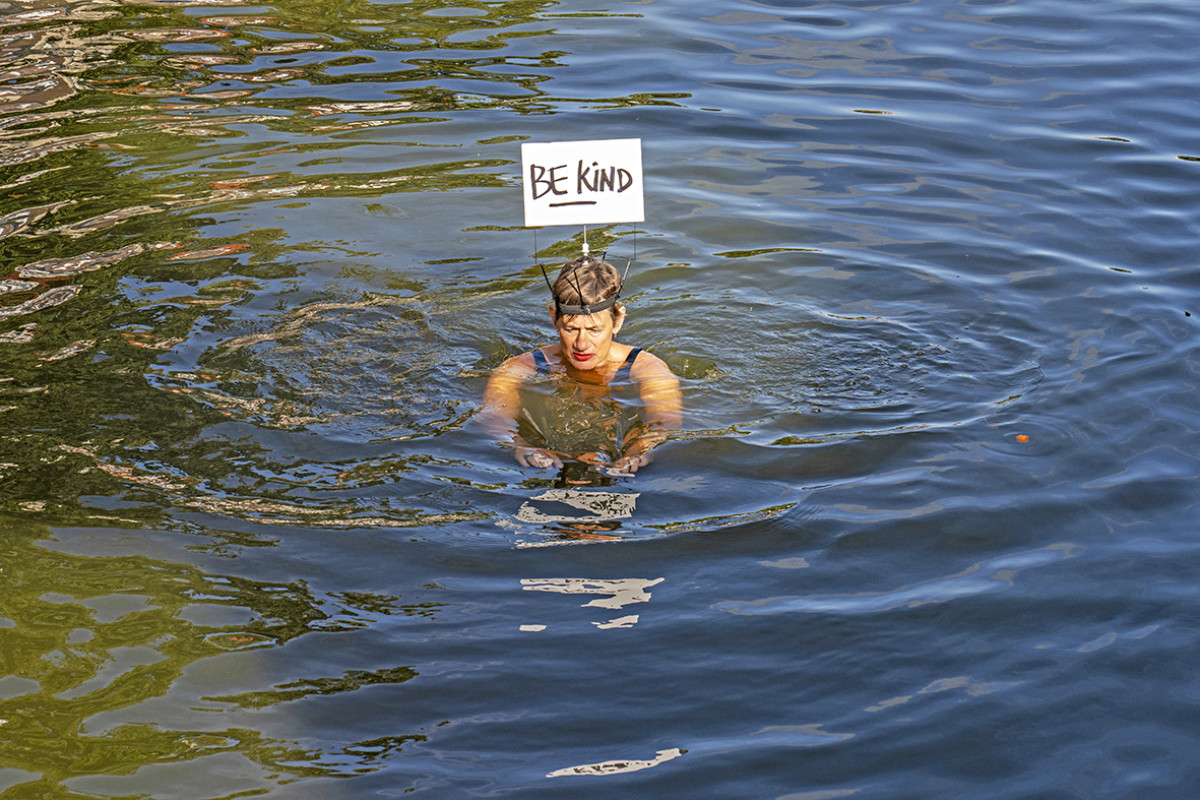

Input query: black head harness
[540,253,632,317]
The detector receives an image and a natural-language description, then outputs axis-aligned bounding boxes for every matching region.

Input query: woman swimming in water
[481,255,681,475]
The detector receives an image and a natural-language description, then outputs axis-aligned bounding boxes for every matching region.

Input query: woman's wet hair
[550,256,623,320]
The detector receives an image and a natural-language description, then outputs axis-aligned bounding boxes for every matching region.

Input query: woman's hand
[606,450,652,476]
[515,446,562,470]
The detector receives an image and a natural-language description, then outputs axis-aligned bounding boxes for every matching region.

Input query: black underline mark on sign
[549,201,598,207]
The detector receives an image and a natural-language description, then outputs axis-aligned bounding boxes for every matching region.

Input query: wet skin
[481,304,681,475]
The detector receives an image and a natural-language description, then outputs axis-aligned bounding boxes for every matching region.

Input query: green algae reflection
[0,520,437,797]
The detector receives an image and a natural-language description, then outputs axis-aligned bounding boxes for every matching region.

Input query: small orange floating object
[1016,434,1030,443]
[206,631,273,650]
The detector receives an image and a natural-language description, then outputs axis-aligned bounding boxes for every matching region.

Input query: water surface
[1,0,1199,797]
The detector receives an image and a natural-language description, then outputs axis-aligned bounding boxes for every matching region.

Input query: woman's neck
[551,342,631,382]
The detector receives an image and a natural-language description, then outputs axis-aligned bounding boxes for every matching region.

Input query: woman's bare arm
[480,353,563,468]
[611,352,681,473]
[480,354,531,438]
[635,352,683,429]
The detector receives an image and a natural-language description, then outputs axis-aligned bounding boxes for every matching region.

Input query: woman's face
[551,307,625,372]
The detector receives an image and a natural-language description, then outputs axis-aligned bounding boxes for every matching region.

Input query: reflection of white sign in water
[521,577,663,629]
[547,747,684,778]
[521,138,644,227]
[521,577,663,609]
[515,489,639,524]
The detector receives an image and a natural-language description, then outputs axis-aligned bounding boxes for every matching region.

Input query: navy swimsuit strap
[532,349,550,375]
[615,347,641,382]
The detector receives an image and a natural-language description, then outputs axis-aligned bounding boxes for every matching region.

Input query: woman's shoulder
[628,348,677,381]
[502,346,567,375]
[494,350,539,377]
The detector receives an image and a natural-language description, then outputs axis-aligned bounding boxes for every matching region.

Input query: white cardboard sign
[521,138,644,227]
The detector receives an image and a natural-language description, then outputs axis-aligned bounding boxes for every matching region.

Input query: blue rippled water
[1,0,1198,797]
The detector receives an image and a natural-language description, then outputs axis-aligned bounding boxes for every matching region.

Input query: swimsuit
[532,347,641,382]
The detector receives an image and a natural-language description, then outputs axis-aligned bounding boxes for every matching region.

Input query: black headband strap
[555,292,620,316]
